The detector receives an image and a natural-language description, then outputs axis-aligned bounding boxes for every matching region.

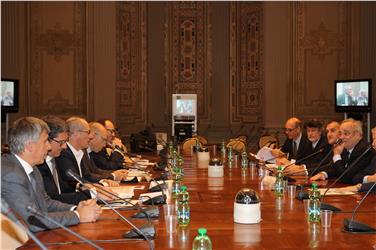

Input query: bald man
[272,117,311,161]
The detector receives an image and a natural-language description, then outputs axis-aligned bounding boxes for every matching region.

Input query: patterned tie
[50,158,61,194]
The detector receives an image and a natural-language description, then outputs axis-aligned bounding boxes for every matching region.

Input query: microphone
[1,199,48,250]
[283,147,325,171]
[26,205,103,250]
[296,151,334,200]
[64,170,156,248]
[65,169,156,221]
[321,145,373,212]
[343,182,376,233]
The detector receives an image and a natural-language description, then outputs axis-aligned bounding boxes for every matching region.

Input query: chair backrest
[259,134,279,149]
[1,214,29,250]
[181,138,202,154]
[226,139,246,152]
[196,136,208,145]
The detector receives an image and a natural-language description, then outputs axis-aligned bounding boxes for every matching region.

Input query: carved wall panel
[229,2,264,140]
[116,2,147,133]
[164,2,212,123]
[292,2,356,120]
[28,2,87,116]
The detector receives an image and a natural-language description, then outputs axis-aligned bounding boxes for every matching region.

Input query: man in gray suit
[1,117,101,232]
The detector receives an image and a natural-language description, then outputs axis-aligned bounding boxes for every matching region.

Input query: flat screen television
[335,79,372,112]
[1,78,19,113]
[172,94,197,117]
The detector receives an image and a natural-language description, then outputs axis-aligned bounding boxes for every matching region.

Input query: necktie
[292,141,297,159]
[29,171,37,192]
[50,159,61,194]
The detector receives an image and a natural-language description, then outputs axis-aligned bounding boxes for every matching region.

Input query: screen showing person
[336,81,369,107]
[1,81,15,106]
[176,99,193,114]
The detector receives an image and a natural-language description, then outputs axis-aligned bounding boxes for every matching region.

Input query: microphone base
[148,184,167,193]
[321,202,341,212]
[123,223,156,239]
[131,206,160,219]
[142,195,167,206]
[343,218,376,234]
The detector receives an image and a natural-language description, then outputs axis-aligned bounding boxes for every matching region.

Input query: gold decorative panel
[164,2,212,122]
[116,2,147,131]
[28,2,87,116]
[292,2,355,119]
[229,3,264,124]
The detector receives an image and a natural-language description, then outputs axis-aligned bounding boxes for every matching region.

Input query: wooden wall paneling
[164,2,213,131]
[28,2,88,117]
[292,2,356,122]
[230,2,264,148]
[116,2,147,135]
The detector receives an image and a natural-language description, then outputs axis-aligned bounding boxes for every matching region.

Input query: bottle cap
[198,228,207,236]
[277,166,283,171]
[180,185,187,191]
[311,183,317,188]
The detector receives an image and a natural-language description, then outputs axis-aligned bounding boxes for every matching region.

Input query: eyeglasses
[78,130,90,134]
[284,127,297,133]
[107,128,116,134]
[49,138,68,146]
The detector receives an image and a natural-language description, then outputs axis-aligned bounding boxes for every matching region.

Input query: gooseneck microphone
[66,169,156,249]
[296,139,343,201]
[283,147,325,172]
[343,182,376,233]
[321,145,373,212]
[26,205,103,250]
[1,199,48,250]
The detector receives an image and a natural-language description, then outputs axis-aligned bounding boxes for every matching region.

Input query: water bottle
[194,138,201,153]
[177,185,190,226]
[192,228,212,250]
[241,149,248,169]
[221,140,226,159]
[308,183,321,223]
[227,146,233,167]
[172,180,181,199]
[274,166,284,197]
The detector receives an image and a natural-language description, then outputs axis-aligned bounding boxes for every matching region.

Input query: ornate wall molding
[164,2,212,123]
[28,2,87,116]
[116,2,147,132]
[292,2,355,119]
[229,2,264,141]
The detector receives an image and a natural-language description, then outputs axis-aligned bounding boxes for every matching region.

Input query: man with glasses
[37,116,113,205]
[310,119,375,184]
[56,117,122,193]
[271,117,311,162]
[1,117,101,232]
[86,122,129,179]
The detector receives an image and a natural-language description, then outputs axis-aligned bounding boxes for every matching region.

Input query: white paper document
[256,146,276,163]
[108,186,135,199]
[318,188,357,196]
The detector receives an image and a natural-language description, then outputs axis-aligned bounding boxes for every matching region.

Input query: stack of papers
[256,147,275,163]
[318,188,357,196]
[108,186,135,199]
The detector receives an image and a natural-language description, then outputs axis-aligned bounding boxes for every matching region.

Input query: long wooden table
[20,154,376,249]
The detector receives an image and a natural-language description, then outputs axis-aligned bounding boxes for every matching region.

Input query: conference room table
[20,153,376,249]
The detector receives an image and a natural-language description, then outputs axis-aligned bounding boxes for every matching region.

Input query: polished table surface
[21,154,376,249]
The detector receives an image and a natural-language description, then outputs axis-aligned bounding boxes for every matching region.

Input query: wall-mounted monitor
[335,79,372,113]
[1,78,19,113]
[172,94,197,117]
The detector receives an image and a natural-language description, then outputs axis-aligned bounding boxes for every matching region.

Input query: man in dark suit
[272,117,311,161]
[56,117,127,193]
[37,115,92,205]
[283,119,331,176]
[310,119,375,184]
[1,117,101,232]
[337,85,357,106]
